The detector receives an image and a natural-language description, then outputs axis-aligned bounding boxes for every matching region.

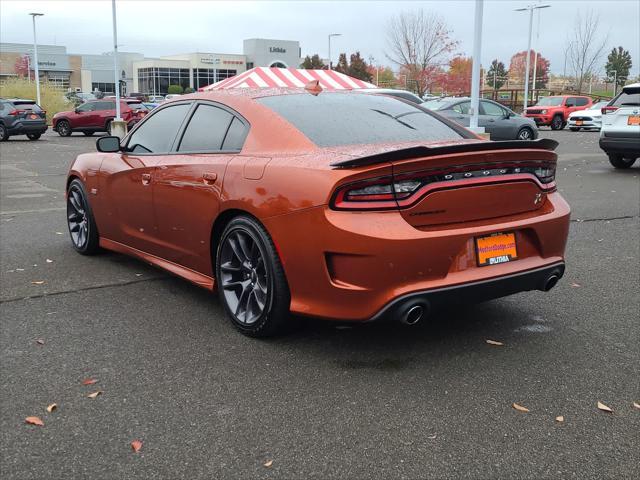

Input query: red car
[65,89,570,337]
[53,99,148,136]
[524,95,592,130]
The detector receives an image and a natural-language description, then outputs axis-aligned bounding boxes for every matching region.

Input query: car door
[73,102,98,129]
[98,102,192,254]
[152,101,249,276]
[479,100,514,140]
[444,101,471,127]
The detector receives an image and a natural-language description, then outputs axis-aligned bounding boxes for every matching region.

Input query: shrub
[167,84,184,95]
[0,78,70,124]
[183,87,195,94]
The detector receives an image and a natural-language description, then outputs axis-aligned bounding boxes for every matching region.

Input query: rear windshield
[611,88,640,107]
[257,93,466,147]
[12,101,42,112]
[535,97,564,106]
[421,99,457,111]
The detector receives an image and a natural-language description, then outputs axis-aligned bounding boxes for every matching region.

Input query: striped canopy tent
[199,67,377,91]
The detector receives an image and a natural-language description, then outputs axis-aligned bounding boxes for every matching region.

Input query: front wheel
[550,115,564,130]
[215,216,290,337]
[66,179,100,255]
[27,133,41,140]
[607,153,637,169]
[57,120,71,137]
[517,127,534,140]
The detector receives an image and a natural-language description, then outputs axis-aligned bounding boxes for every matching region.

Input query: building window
[45,72,70,90]
[137,67,190,94]
[92,82,115,94]
[192,68,236,89]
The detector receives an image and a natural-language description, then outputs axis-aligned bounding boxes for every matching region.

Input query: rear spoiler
[330,138,559,169]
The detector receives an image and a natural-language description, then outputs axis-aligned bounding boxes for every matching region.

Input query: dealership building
[1,38,301,95]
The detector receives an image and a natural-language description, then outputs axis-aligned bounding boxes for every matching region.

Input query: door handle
[203,172,217,185]
[141,173,152,185]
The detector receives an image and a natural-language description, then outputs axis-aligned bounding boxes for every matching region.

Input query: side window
[222,117,248,151]
[481,101,506,116]
[565,97,577,107]
[77,103,95,112]
[178,104,234,152]
[452,102,471,114]
[575,97,589,107]
[126,103,191,154]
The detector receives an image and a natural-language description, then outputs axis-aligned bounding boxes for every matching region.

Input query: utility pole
[328,33,341,70]
[515,4,550,110]
[469,0,484,131]
[29,13,44,105]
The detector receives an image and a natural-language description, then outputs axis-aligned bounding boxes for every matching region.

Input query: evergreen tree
[485,59,507,89]
[605,46,632,88]
[348,52,373,82]
[300,54,326,70]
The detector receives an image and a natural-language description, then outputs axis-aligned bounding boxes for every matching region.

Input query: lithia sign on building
[269,47,286,53]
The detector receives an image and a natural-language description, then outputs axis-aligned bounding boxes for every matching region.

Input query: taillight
[601,106,618,114]
[8,109,26,116]
[331,162,556,211]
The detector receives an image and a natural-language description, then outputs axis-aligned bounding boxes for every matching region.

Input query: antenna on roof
[304,79,323,96]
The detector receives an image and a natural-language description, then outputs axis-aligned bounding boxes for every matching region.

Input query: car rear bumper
[7,122,48,134]
[368,262,565,323]
[263,191,571,321]
[599,136,640,156]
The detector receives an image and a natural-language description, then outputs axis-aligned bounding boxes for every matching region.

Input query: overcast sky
[1,0,638,76]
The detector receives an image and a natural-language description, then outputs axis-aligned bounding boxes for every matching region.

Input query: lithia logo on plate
[489,255,511,265]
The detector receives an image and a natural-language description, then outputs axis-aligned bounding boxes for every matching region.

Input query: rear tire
[57,120,71,137]
[607,153,637,169]
[550,115,564,130]
[569,127,580,132]
[215,215,290,337]
[0,124,8,141]
[66,179,100,255]
[27,133,41,140]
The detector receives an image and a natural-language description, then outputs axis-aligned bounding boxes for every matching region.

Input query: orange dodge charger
[66,89,570,336]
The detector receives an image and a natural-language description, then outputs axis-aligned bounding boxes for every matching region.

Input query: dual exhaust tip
[399,272,562,326]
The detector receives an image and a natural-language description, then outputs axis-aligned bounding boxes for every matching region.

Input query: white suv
[599,83,640,169]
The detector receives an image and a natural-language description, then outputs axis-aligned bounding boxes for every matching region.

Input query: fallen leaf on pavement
[25,416,44,426]
[597,401,613,413]
[36,339,45,345]
[82,378,97,385]
[55,232,63,235]
[87,391,102,399]
[46,259,53,263]
[428,434,437,439]
[633,402,640,410]
[512,403,529,413]
[570,282,581,288]
[16,268,25,271]
[131,440,143,453]
[263,460,273,468]
[555,416,564,422]
[31,281,45,285]
[485,339,504,346]
[46,403,57,413]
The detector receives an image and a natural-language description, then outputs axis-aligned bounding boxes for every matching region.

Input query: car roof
[622,82,640,91]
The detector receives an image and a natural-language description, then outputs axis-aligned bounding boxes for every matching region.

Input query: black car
[0,98,48,141]
[422,97,539,140]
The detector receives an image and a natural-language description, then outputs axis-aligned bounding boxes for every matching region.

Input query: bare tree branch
[567,10,608,92]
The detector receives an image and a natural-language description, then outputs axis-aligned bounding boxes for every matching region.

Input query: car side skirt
[99,238,215,290]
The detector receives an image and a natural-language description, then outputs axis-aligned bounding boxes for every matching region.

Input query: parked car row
[0,98,48,141]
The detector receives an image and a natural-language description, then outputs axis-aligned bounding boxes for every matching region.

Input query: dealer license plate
[628,115,640,126]
[575,120,583,126]
[475,232,518,267]
[29,114,39,120]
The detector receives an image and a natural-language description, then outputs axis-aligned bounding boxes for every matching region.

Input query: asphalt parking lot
[1,128,638,479]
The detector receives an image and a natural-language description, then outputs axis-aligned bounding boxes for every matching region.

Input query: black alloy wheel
[517,127,533,140]
[57,120,71,137]
[66,179,99,254]
[607,153,637,169]
[0,124,8,141]
[216,216,290,337]
[550,115,564,130]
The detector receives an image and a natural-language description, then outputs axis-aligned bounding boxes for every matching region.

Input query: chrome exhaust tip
[401,305,424,325]
[543,274,559,292]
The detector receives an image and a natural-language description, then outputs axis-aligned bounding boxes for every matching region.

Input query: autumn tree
[300,54,326,70]
[385,9,458,96]
[486,59,507,89]
[509,50,550,88]
[14,54,30,78]
[367,65,396,86]
[567,10,608,92]
[440,56,472,94]
[605,46,632,88]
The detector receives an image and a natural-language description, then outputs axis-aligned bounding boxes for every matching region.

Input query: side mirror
[74,108,80,114]
[96,136,121,153]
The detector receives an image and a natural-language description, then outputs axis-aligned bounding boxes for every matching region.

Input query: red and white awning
[199,67,377,91]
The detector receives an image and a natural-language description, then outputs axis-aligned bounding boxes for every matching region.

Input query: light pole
[515,4,550,110]
[111,0,121,121]
[29,13,44,105]
[328,33,341,70]
[469,0,484,131]
[611,69,618,96]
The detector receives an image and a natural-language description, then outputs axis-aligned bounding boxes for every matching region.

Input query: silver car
[422,97,539,140]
